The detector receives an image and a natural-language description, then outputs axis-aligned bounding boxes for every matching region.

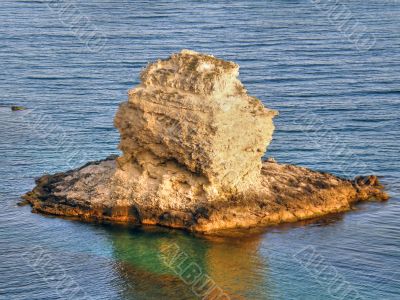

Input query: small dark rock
[11,105,27,111]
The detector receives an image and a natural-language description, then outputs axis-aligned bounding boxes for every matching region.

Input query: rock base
[22,156,388,234]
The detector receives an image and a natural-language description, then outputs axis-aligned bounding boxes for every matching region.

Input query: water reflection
[100,211,374,299]
[102,225,272,299]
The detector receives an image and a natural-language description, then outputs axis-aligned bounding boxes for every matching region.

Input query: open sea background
[0,0,399,299]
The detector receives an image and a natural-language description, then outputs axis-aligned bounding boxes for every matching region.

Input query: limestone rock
[21,50,389,233]
[22,157,388,232]
[114,50,277,204]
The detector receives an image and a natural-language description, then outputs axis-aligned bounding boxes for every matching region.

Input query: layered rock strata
[114,49,277,201]
[22,50,388,233]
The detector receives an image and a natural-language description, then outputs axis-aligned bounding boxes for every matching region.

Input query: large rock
[114,50,277,198]
[22,50,389,233]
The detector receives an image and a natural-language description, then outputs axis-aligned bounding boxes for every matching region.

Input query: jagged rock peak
[140,49,242,95]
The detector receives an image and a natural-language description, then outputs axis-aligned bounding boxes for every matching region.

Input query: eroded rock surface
[114,50,277,200]
[22,50,388,233]
[23,156,388,233]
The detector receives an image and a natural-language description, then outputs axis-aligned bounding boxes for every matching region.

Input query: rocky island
[22,50,388,233]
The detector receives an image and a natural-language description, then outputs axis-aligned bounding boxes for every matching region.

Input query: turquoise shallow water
[0,0,399,299]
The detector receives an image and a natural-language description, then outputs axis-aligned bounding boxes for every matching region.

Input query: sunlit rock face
[114,50,277,206]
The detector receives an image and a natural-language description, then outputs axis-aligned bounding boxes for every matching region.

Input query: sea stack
[23,50,388,233]
[114,50,277,202]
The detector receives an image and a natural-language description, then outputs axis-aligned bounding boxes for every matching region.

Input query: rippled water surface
[1,0,399,299]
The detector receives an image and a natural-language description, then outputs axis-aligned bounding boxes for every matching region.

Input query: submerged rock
[22,50,388,233]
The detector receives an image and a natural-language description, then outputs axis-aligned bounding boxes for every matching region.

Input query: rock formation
[114,50,277,206]
[22,50,389,233]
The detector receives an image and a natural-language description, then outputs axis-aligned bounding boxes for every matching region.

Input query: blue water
[1,0,399,299]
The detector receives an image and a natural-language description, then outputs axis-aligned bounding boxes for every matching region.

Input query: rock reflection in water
[103,225,273,299]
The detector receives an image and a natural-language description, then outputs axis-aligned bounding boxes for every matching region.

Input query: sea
[0,0,399,299]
